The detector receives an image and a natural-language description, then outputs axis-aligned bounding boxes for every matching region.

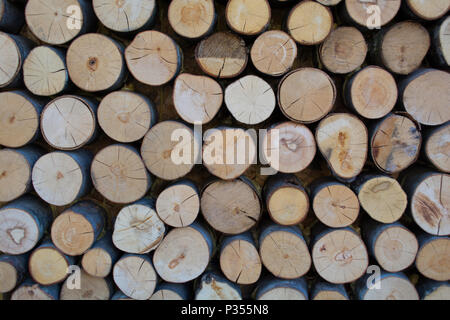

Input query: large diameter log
[225,0,270,36]
[91,144,151,204]
[398,69,450,126]
[259,223,311,279]
[316,113,368,181]
[263,173,309,226]
[60,270,113,300]
[150,283,191,300]
[344,66,397,119]
[417,279,450,300]
[51,201,105,256]
[423,123,450,173]
[0,146,44,202]
[201,177,261,234]
[278,68,336,123]
[32,150,93,206]
[404,0,450,21]
[112,198,165,254]
[113,254,158,300]
[0,0,24,33]
[67,33,127,92]
[430,16,450,68]
[0,254,28,293]
[195,271,242,300]
[310,282,349,300]
[415,232,450,281]
[342,0,401,29]
[255,276,308,300]
[0,195,52,255]
[11,279,60,300]
[81,231,120,278]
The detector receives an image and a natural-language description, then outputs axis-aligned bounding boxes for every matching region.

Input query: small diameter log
[0,90,45,148]
[201,178,261,234]
[0,0,25,33]
[310,178,359,228]
[287,1,333,45]
[259,223,311,279]
[263,173,309,226]
[342,0,401,29]
[311,225,368,284]
[93,0,156,33]
[261,122,316,173]
[310,282,349,300]
[370,113,422,174]
[150,283,190,300]
[424,123,450,173]
[353,174,407,224]
[417,279,450,300]
[356,270,419,300]
[203,127,257,179]
[125,31,182,86]
[60,270,113,300]
[344,66,397,119]
[316,113,368,181]
[220,232,262,285]
[225,75,276,125]
[113,254,158,300]
[195,271,242,300]
[0,146,44,202]
[11,279,60,300]
[173,73,223,125]
[225,0,271,36]
[156,179,200,228]
[81,231,120,278]
[255,276,308,300]
[399,69,450,126]
[25,0,96,45]
[91,144,151,204]
[51,201,106,256]
[250,30,297,76]
[32,150,93,206]
[405,0,450,21]
[0,254,28,293]
[195,32,248,79]
[141,121,200,180]
[112,198,165,254]
[278,68,336,123]
[430,16,450,68]
[372,21,430,75]
[98,91,156,143]
[415,233,450,281]
[41,95,98,150]
[319,27,367,74]
[0,195,52,255]
[153,222,213,283]
[316,0,342,5]
[67,33,126,92]
[168,0,216,39]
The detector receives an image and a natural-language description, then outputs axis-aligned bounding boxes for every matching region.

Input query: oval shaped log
[424,123,450,173]
[60,270,113,300]
[417,278,450,300]
[430,16,450,68]
[32,150,93,206]
[259,223,311,279]
[0,0,24,33]
[0,254,28,293]
[11,279,60,300]
[278,68,336,123]
[310,282,349,300]
[150,282,191,300]
[195,271,242,300]
[91,144,151,204]
[0,195,52,255]
[81,231,120,278]
[405,0,450,21]
[255,276,308,300]
[415,232,450,281]
[342,0,401,28]
[225,0,270,36]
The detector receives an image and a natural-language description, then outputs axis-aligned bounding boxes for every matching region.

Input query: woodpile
[0,0,449,301]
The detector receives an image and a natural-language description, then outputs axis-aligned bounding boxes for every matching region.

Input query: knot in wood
[117,112,130,124]
[334,249,353,265]
[87,57,99,72]
[168,253,185,269]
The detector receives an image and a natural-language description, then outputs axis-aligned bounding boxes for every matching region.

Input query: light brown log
[11,280,59,300]
[225,0,271,36]
[60,270,112,300]
[343,0,401,28]
[424,123,450,173]
[195,271,242,300]
[405,0,450,21]
[430,16,450,67]
[416,235,450,281]
[81,233,119,278]
[356,271,419,300]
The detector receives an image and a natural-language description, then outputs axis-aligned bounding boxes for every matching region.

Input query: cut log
[155,179,200,228]
[195,271,242,300]
[316,0,342,5]
[263,173,309,226]
[113,253,158,300]
[153,222,213,283]
[41,95,98,150]
[93,0,156,33]
[310,282,349,300]
[316,113,368,181]
[112,198,165,254]
[255,276,308,300]
[67,33,127,92]
[150,283,190,300]
[51,201,105,256]
[125,30,182,86]
[415,233,450,281]
[417,279,450,300]
[423,123,450,173]
[405,0,450,21]
[0,0,25,33]
[250,30,297,76]
[32,150,93,206]
[0,146,44,202]
[310,178,359,228]
[319,26,367,74]
[342,0,401,29]
[430,16,450,68]
[81,231,120,278]
[225,0,271,36]
[195,32,248,78]
[91,144,151,204]
[11,279,60,300]
[286,1,333,45]
[398,69,450,126]
[353,174,407,224]
[224,75,275,125]
[172,73,223,125]
[344,65,397,119]
[0,254,28,293]
[220,232,262,285]
[259,223,311,279]
[60,269,112,300]
[203,127,257,179]
[168,0,216,39]
[370,113,422,174]
[278,68,336,123]
[261,121,316,173]
[311,225,368,284]
[0,90,45,148]
[25,0,96,45]
[141,120,200,180]
[201,177,261,234]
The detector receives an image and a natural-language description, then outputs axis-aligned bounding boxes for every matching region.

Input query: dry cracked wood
[225,0,271,36]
